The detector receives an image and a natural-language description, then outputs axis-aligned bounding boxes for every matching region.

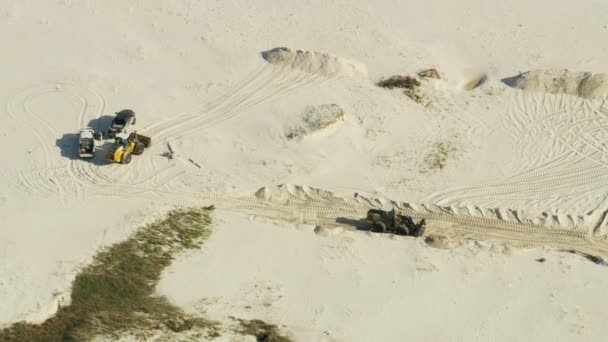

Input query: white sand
[159,212,608,341]
[2,0,608,340]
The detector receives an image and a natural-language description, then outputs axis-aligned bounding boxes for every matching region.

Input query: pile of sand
[254,184,340,203]
[261,47,368,78]
[505,69,608,99]
[285,104,345,139]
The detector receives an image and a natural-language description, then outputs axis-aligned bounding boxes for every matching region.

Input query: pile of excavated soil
[505,69,608,99]
[261,47,368,78]
[285,104,345,140]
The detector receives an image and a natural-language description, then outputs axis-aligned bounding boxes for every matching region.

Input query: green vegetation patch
[423,141,458,172]
[0,208,219,342]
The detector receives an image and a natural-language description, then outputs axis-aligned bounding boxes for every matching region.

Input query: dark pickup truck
[107,109,136,139]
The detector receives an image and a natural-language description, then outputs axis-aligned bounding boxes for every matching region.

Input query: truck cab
[78,127,96,158]
[107,109,136,138]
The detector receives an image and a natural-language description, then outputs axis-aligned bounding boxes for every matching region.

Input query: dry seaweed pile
[378,69,439,103]
[378,75,422,102]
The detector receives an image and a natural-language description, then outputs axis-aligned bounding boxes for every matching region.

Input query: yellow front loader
[106,132,151,164]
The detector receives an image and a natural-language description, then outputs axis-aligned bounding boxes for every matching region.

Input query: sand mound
[504,69,608,99]
[286,104,345,140]
[261,47,368,78]
[313,225,329,237]
[254,184,339,203]
[579,73,608,98]
[424,235,461,249]
[459,70,487,90]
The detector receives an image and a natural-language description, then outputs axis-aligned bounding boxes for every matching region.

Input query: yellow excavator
[106,131,152,164]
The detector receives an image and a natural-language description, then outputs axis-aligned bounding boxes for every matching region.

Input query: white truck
[78,127,98,158]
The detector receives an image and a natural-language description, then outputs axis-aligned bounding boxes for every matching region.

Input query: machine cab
[114,132,130,147]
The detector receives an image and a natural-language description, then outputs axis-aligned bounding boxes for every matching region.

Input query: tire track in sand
[424,91,608,212]
[91,184,608,261]
[10,63,329,201]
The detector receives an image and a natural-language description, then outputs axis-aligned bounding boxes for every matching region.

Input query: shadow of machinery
[500,74,522,87]
[55,133,116,166]
[336,215,426,237]
[56,133,80,161]
[86,115,115,136]
[336,217,371,231]
[55,115,118,166]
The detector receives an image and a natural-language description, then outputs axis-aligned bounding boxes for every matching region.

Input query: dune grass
[423,141,457,171]
[377,75,423,103]
[234,319,293,342]
[0,208,219,342]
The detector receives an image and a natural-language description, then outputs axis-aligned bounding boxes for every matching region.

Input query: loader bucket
[137,134,152,148]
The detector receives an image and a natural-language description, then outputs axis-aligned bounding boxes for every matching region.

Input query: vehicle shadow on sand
[335,217,371,231]
[500,74,521,87]
[56,133,80,161]
[55,115,117,166]
[86,115,115,134]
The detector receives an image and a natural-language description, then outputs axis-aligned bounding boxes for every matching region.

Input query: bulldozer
[365,208,426,237]
[106,131,151,164]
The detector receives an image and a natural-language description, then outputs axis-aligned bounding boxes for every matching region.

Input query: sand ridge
[505,69,608,99]
[261,47,369,78]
